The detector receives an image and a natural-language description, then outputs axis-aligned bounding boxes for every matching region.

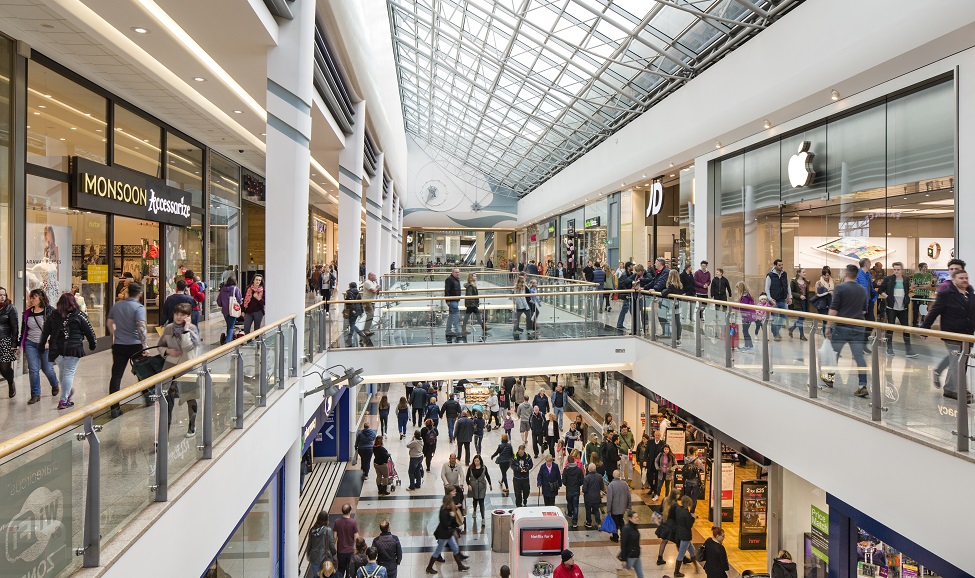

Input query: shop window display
[25,176,107,336]
[855,528,939,578]
[113,104,162,178]
[166,133,204,207]
[27,61,107,172]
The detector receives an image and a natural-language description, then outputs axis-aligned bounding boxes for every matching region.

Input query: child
[756,293,771,335]
[503,410,515,439]
[160,303,202,437]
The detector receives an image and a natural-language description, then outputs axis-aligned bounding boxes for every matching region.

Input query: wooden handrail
[0,314,297,461]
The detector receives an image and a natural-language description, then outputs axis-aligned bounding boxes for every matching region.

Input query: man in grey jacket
[517,395,533,443]
[454,410,475,465]
[605,469,631,542]
[582,464,604,529]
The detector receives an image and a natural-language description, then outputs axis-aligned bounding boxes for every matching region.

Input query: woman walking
[426,494,470,573]
[374,436,392,495]
[736,282,756,352]
[789,268,808,340]
[466,455,492,527]
[396,397,409,439]
[242,274,266,333]
[378,395,390,437]
[544,412,560,456]
[653,444,676,501]
[0,287,19,399]
[406,430,425,490]
[303,512,337,578]
[20,289,59,404]
[216,276,243,344]
[620,509,644,578]
[462,273,488,339]
[344,282,367,345]
[490,433,514,495]
[512,277,530,334]
[673,495,701,577]
[655,490,682,565]
[601,264,614,311]
[701,527,730,578]
[421,418,438,472]
[40,293,96,409]
[158,303,203,435]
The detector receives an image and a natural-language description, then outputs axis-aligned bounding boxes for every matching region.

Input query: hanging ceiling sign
[70,157,192,227]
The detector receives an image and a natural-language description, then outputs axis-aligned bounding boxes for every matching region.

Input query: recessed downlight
[193,77,206,82]
[131,27,149,34]
[233,110,242,114]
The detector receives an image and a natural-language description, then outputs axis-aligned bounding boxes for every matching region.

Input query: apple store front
[712,78,955,297]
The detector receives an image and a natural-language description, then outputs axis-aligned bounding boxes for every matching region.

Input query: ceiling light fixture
[763,119,772,130]
[233,110,242,114]
[669,162,673,168]
[669,174,675,177]
[193,77,206,82]
[831,90,840,101]
[715,141,721,149]
[131,27,149,34]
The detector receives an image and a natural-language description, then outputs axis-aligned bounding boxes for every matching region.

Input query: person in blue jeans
[444,268,462,342]
[20,289,59,405]
[764,259,792,340]
[551,384,567,430]
[216,277,243,345]
[616,263,634,329]
[426,491,469,574]
[826,264,870,398]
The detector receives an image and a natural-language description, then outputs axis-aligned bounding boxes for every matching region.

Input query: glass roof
[387,0,802,197]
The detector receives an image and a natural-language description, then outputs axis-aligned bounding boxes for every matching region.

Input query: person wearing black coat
[620,510,644,578]
[410,385,428,426]
[427,494,469,574]
[372,521,403,578]
[511,446,534,507]
[710,270,732,302]
[0,291,18,399]
[490,435,515,493]
[601,434,620,478]
[582,463,604,528]
[39,297,96,410]
[562,456,584,528]
[771,551,798,578]
[673,496,700,577]
[701,528,730,578]
[529,407,547,458]
[454,411,475,465]
[304,512,336,578]
[921,270,975,400]
[536,454,562,506]
[679,265,695,298]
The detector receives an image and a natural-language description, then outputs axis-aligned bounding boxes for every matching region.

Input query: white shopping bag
[818,338,837,385]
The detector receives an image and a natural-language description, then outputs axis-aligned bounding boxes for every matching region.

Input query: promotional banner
[26,223,73,307]
[811,505,829,563]
[721,462,735,508]
[739,480,768,550]
[917,237,955,269]
[0,441,73,577]
[665,428,686,461]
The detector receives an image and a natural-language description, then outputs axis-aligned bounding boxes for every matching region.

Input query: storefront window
[113,104,162,177]
[165,216,203,297]
[210,153,240,203]
[25,176,107,336]
[209,197,240,308]
[583,200,608,266]
[166,133,203,206]
[27,61,107,172]
[560,208,583,274]
[209,472,281,577]
[678,167,695,267]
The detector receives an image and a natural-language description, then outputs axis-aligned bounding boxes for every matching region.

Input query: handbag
[229,297,242,318]
[650,510,663,525]
[130,347,166,381]
[600,513,617,534]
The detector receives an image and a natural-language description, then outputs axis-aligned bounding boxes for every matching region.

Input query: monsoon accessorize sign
[71,156,193,227]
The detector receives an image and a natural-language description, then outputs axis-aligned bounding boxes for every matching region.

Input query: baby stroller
[219,317,245,344]
[382,459,402,494]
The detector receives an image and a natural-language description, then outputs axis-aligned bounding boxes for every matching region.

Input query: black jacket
[922,283,975,335]
[620,521,641,559]
[702,538,730,578]
[433,507,459,539]
[582,471,603,504]
[20,305,54,344]
[511,453,533,480]
[0,303,18,341]
[444,275,461,297]
[679,271,695,296]
[674,506,694,542]
[879,275,912,309]
[710,277,731,301]
[772,560,798,578]
[562,461,584,497]
[651,267,670,293]
[464,283,480,309]
[532,393,550,414]
[766,269,789,301]
[601,439,620,467]
[491,442,514,464]
[372,532,403,569]
[645,439,665,468]
[410,386,428,409]
[41,310,96,360]
[529,412,546,436]
[440,399,462,419]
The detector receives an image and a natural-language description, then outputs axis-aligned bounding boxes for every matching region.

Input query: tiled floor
[320,381,751,578]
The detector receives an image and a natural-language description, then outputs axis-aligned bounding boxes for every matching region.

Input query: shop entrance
[112,216,162,327]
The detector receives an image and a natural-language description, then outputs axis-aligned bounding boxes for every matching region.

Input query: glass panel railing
[168,368,205,480]
[98,402,156,545]
[208,350,238,445]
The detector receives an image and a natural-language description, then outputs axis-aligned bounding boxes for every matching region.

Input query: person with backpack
[216,276,243,345]
[344,282,367,346]
[183,270,204,329]
[682,452,704,512]
[39,293,97,410]
[700,526,730,578]
[355,423,377,480]
[421,418,439,472]
[304,512,337,578]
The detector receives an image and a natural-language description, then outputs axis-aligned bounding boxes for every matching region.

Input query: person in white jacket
[160,303,202,437]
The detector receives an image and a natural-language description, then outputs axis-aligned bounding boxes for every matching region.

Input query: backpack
[424,427,437,446]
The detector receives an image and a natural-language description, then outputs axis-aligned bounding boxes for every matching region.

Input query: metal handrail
[323,288,622,305]
[636,289,975,343]
[381,282,599,295]
[0,314,296,461]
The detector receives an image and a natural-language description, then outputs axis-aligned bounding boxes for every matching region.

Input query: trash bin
[491,509,513,553]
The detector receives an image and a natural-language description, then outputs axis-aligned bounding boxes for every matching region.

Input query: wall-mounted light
[763,119,772,130]
[669,162,674,168]
[715,141,721,149]
[831,90,840,101]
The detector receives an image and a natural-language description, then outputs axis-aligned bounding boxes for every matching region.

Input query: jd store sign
[71,156,193,227]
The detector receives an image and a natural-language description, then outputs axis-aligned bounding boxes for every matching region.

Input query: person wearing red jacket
[183,270,205,328]
[553,550,584,578]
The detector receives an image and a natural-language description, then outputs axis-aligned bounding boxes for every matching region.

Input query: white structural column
[338,100,366,288]
[476,231,486,265]
[264,0,315,576]
[380,182,394,272]
[364,151,384,277]
[391,199,402,268]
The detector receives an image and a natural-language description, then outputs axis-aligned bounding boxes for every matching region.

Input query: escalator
[462,241,477,266]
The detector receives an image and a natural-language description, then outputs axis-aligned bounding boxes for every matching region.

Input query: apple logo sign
[788,141,815,188]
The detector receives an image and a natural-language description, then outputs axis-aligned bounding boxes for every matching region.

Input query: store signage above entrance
[314,219,327,233]
[70,157,192,227]
[584,216,601,228]
[788,141,815,188]
[646,181,664,217]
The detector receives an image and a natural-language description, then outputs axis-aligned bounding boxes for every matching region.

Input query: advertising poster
[721,462,735,508]
[811,505,829,563]
[917,237,954,269]
[26,223,73,307]
[739,480,768,550]
[793,236,907,270]
[0,441,73,577]
[665,428,686,461]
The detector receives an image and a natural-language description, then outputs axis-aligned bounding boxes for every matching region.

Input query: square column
[338,100,366,289]
[364,151,384,277]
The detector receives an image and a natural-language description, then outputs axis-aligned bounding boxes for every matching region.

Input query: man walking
[582,463,604,529]
[511,445,534,507]
[605,469,631,542]
[440,394,462,442]
[550,385,567,430]
[879,262,917,357]
[562,454,584,529]
[334,504,361,578]
[362,272,380,336]
[616,262,634,330]
[765,259,791,340]
[444,268,462,342]
[410,382,428,426]
[107,282,148,418]
[372,520,403,578]
[826,264,870,398]
[529,406,546,458]
[355,423,377,480]
[693,260,711,298]
[922,268,975,402]
[454,410,474,465]
[517,394,532,443]
[856,258,880,352]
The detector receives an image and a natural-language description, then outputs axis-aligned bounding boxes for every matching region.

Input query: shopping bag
[650,510,663,525]
[617,569,636,578]
[129,347,166,381]
[600,513,617,534]
[819,338,837,386]
[729,323,739,349]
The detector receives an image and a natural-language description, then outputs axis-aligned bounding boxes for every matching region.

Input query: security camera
[238,149,245,153]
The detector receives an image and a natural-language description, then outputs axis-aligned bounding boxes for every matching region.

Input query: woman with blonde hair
[736,281,756,352]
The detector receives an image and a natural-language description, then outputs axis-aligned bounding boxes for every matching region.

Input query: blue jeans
[408,456,423,488]
[24,340,58,397]
[398,412,408,436]
[191,309,200,330]
[446,302,460,337]
[565,493,579,524]
[616,297,631,329]
[57,355,81,402]
[447,417,457,441]
[626,558,645,578]
[223,314,236,344]
[676,540,697,560]
[772,300,788,336]
[831,325,867,386]
[432,536,459,558]
[553,407,564,430]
